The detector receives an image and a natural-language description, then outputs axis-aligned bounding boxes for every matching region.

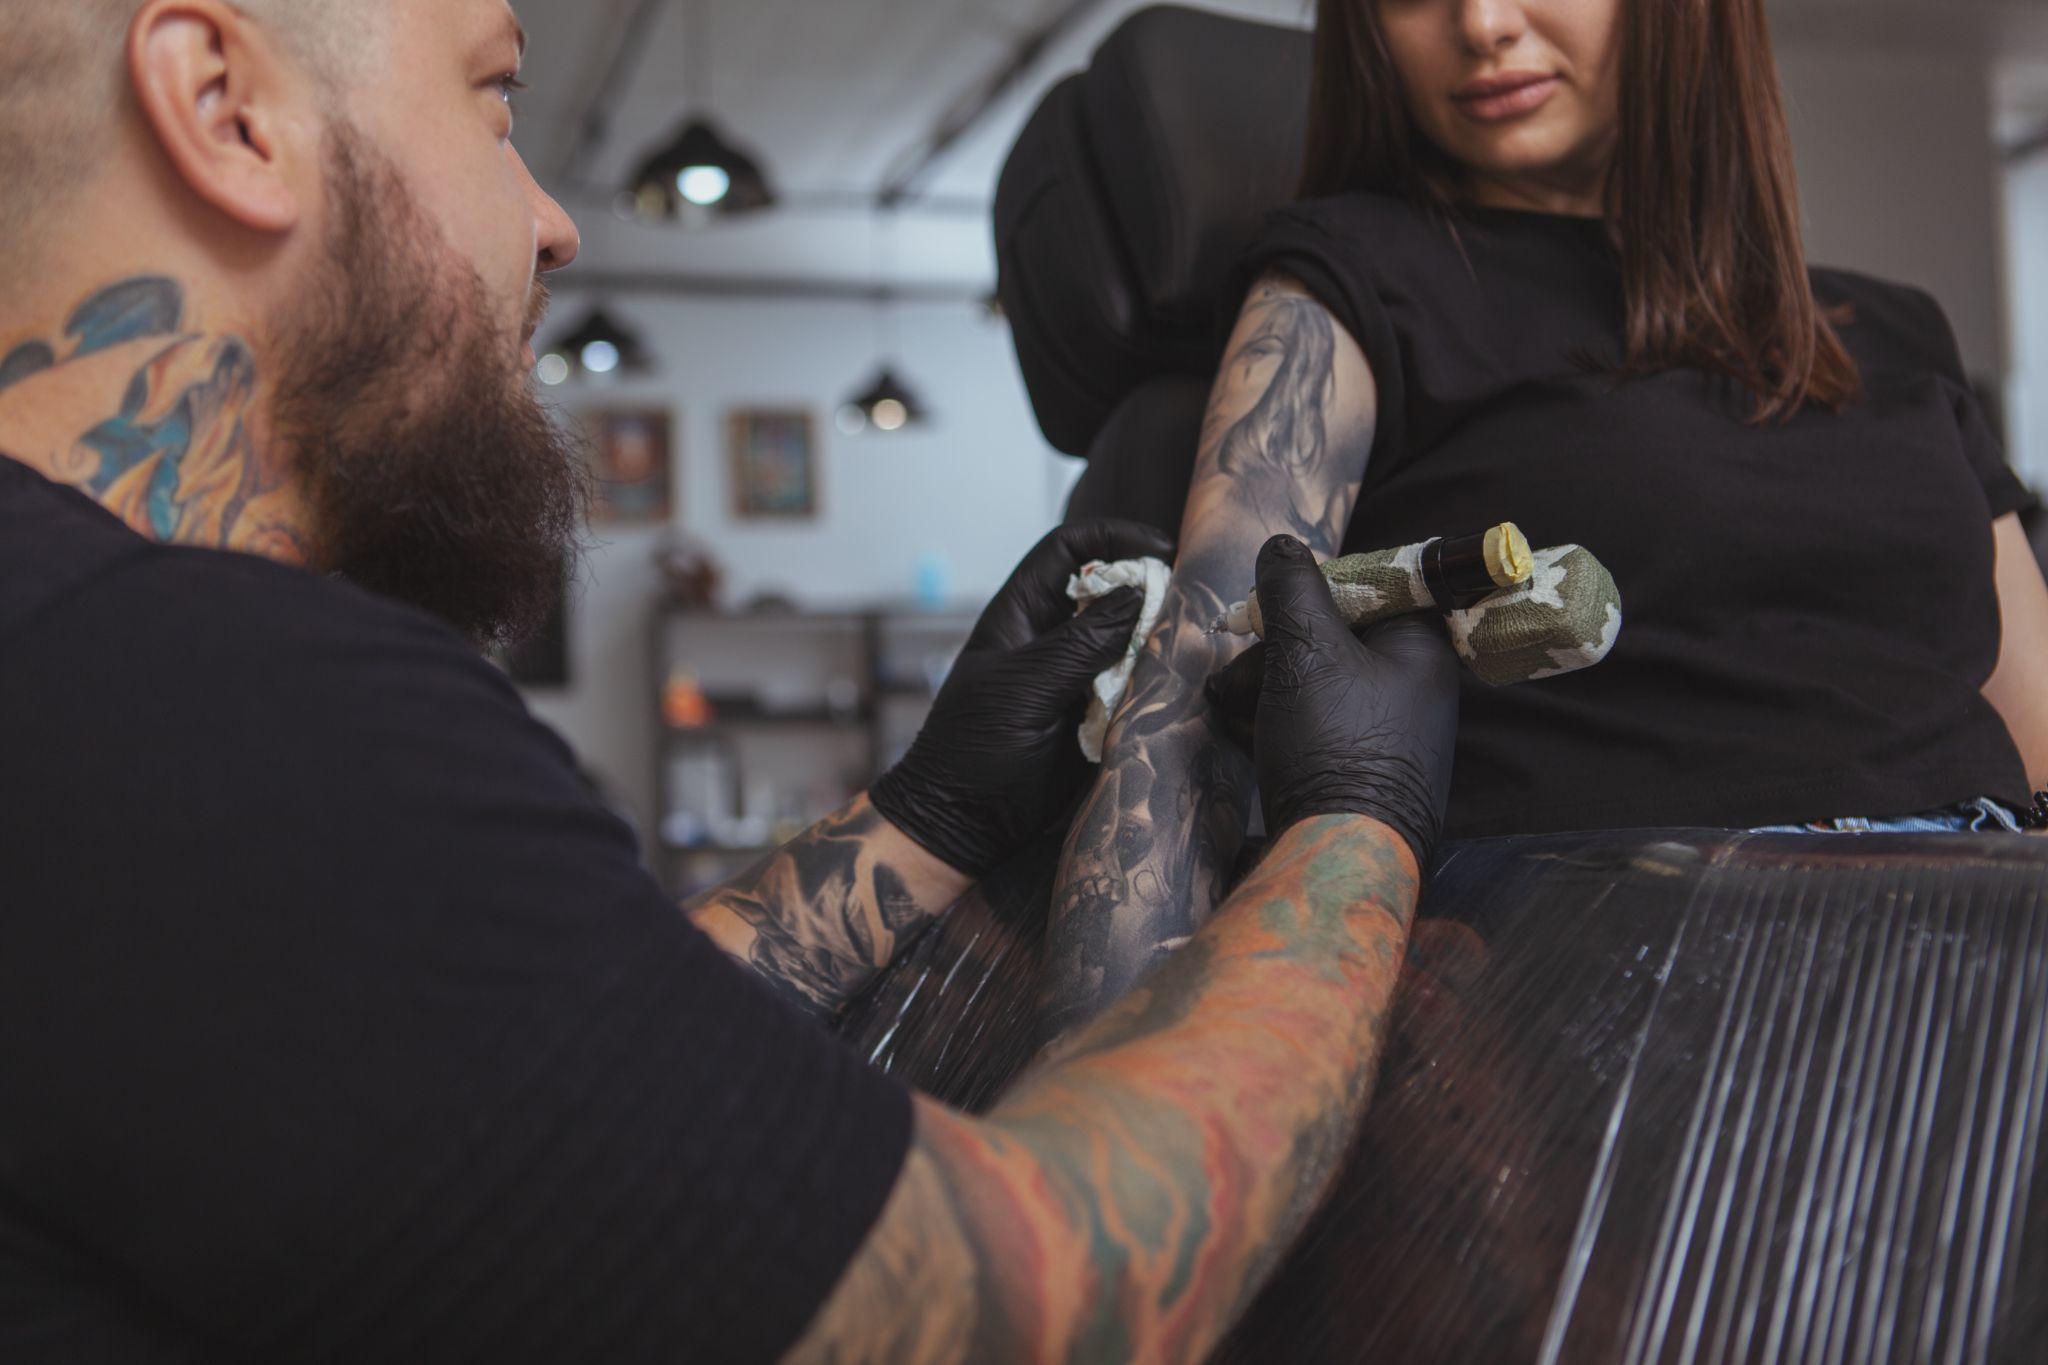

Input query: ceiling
[515,0,1309,291]
[509,0,2048,293]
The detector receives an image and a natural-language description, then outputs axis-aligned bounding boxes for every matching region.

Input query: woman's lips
[1453,74,1560,124]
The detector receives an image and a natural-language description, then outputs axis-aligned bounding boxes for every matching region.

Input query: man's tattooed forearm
[0,276,305,560]
[1015,821,1418,1344]
[797,817,1420,1364]
[1038,276,1376,1038]
[685,797,948,1018]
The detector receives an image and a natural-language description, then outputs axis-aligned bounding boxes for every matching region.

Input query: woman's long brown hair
[1300,0,1860,422]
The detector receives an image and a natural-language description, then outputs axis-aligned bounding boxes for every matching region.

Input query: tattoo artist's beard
[268,129,589,648]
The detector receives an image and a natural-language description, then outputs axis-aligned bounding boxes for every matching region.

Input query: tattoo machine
[1216,523,1623,687]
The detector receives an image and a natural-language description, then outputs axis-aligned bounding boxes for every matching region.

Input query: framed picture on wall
[728,409,819,519]
[583,407,674,524]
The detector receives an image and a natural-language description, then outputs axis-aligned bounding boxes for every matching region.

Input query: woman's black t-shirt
[1238,192,2033,838]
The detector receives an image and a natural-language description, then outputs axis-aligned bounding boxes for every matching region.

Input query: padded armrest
[994,5,1311,455]
[1062,374,1209,539]
[843,829,2048,1359]
[994,77,1154,457]
[1080,7,1309,334]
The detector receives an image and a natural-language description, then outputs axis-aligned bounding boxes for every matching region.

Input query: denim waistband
[1748,796,2026,836]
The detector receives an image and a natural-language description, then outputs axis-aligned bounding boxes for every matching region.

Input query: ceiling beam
[550,186,991,220]
[2009,123,2048,163]
[548,269,993,305]
[873,0,1117,207]
[552,0,673,186]
[548,0,1029,214]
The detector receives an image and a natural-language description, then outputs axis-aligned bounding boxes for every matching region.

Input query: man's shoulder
[0,471,599,879]
[0,454,154,643]
[0,457,521,749]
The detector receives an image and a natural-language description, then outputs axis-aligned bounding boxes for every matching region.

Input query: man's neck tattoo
[0,275,309,563]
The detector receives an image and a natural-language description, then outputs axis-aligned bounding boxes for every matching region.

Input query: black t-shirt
[1239,193,2034,837]
[0,454,909,1362]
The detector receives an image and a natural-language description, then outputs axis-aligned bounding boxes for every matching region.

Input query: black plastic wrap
[839,831,2048,1362]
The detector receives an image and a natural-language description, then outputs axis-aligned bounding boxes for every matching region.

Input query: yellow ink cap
[1483,522,1533,588]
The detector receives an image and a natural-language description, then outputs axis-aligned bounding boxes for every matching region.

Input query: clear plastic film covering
[839,831,2048,1363]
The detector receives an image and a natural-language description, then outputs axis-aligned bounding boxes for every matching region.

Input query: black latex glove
[1206,535,1460,867]
[871,519,1176,877]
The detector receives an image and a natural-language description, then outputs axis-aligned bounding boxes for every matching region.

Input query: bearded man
[0,2,1456,1360]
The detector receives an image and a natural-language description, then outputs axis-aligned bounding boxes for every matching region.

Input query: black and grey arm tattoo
[1035,275,1379,1041]
[686,795,965,1018]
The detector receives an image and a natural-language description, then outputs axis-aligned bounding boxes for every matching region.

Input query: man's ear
[127,0,308,235]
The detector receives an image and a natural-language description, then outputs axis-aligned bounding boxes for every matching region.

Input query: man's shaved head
[0,0,581,643]
[0,0,383,248]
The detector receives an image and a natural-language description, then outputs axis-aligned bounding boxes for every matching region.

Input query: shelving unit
[650,603,977,896]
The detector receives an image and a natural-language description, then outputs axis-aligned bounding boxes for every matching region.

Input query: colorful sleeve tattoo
[793,815,1420,1363]
[686,795,971,1018]
[1037,275,1380,1040]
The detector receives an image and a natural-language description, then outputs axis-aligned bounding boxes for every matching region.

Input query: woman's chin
[1448,141,1606,208]
[1461,138,1577,179]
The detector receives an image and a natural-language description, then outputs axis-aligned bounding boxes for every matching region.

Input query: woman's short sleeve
[1906,287,2035,520]
[1956,389,2032,520]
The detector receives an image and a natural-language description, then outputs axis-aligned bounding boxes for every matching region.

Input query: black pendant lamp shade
[625,117,777,223]
[537,306,652,385]
[838,366,929,434]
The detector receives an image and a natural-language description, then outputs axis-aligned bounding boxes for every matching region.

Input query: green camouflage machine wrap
[1224,541,1623,687]
[1447,544,1622,686]
[1224,539,1437,637]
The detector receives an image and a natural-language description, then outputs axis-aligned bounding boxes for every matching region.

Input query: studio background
[509,0,2048,843]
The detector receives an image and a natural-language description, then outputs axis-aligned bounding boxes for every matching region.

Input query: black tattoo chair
[991,5,1307,536]
[842,7,2048,1359]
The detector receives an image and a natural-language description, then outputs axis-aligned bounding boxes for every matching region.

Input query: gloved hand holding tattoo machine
[1207,535,1461,865]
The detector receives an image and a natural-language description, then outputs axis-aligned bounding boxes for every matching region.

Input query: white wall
[522,292,1080,838]
[2007,150,2048,486]
[1776,46,2007,380]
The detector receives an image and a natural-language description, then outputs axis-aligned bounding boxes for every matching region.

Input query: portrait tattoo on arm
[0,275,307,562]
[1037,275,1379,1041]
[684,796,966,1019]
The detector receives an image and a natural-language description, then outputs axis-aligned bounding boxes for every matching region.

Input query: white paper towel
[1066,557,1171,762]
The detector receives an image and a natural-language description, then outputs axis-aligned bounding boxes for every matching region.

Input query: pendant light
[624,117,776,222]
[536,306,652,385]
[837,207,931,434]
[620,0,777,224]
[838,366,929,434]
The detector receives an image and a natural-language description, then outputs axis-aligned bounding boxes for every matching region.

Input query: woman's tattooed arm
[1036,274,1379,1039]
[686,796,971,1018]
[791,815,1420,1363]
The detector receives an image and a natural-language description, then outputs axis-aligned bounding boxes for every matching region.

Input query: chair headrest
[994,6,1311,455]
